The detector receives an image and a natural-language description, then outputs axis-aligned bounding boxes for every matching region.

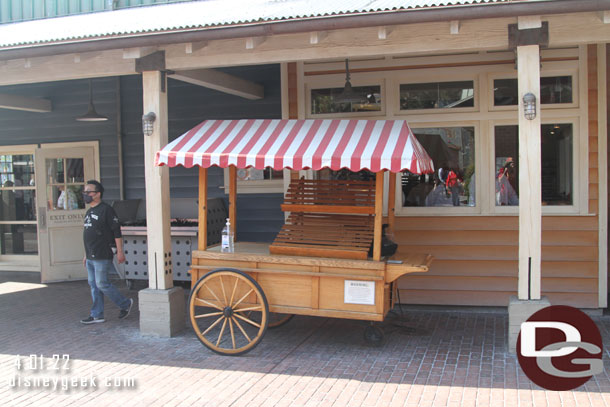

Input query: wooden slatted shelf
[270,178,376,259]
[281,178,376,214]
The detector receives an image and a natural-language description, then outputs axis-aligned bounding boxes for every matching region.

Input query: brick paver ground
[1,271,610,406]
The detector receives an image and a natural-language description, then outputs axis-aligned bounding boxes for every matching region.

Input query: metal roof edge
[0,0,606,61]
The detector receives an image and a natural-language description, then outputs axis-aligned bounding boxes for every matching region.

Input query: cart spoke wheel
[189,268,269,356]
[194,311,224,319]
[267,313,294,329]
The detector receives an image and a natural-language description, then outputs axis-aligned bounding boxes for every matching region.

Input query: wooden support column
[373,171,384,261]
[387,172,396,236]
[198,167,208,251]
[517,37,542,299]
[143,70,173,290]
[229,165,237,239]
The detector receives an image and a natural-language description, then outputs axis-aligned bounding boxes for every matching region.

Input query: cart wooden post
[229,165,237,238]
[388,172,396,236]
[198,167,208,251]
[373,171,384,261]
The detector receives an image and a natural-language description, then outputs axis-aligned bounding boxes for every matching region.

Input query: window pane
[542,124,573,205]
[65,158,84,183]
[46,158,64,184]
[50,185,85,210]
[317,168,374,181]
[0,154,34,186]
[494,76,573,106]
[494,124,573,206]
[311,86,381,114]
[402,127,475,207]
[0,190,36,220]
[494,126,519,205]
[236,167,284,181]
[493,79,519,106]
[399,81,474,110]
[0,224,38,255]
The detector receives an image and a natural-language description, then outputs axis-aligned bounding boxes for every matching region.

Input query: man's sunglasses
[83,191,99,195]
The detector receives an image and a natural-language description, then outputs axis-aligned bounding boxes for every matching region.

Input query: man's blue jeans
[86,259,130,319]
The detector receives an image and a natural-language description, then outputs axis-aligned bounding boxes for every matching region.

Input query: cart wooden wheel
[268,313,294,328]
[239,311,294,329]
[189,268,269,356]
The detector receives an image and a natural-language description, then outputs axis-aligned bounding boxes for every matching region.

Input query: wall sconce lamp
[142,112,156,136]
[523,92,536,120]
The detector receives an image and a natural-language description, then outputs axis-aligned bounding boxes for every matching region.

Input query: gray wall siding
[121,64,282,200]
[0,64,284,242]
[0,77,121,200]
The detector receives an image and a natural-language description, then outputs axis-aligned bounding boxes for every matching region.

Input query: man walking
[80,180,133,324]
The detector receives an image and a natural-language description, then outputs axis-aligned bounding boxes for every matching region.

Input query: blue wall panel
[0,63,283,242]
[0,77,121,200]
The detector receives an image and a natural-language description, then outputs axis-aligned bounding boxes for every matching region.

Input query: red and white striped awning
[156,119,434,174]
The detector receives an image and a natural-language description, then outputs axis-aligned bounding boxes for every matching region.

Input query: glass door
[0,150,38,268]
[35,147,95,282]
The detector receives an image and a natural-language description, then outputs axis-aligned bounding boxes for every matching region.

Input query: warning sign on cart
[344,280,375,305]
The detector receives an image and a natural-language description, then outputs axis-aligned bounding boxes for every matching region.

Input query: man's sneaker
[118,298,134,320]
[80,316,105,324]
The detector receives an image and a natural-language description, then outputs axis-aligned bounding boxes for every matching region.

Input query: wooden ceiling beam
[170,68,264,100]
[0,93,52,112]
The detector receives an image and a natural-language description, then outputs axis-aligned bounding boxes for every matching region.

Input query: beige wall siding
[396,216,599,308]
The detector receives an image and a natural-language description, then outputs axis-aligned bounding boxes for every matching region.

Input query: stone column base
[139,287,185,337]
[507,295,550,354]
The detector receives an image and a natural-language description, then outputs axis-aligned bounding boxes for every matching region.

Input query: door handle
[38,207,46,230]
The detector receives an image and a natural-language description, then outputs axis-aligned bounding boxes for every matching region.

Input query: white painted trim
[597,44,608,308]
[579,45,590,215]
[40,140,101,181]
[0,144,37,154]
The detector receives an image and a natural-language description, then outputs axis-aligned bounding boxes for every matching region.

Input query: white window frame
[488,68,579,112]
[395,76,479,115]
[305,79,386,119]
[489,117,582,215]
[394,121,481,216]
[0,144,39,268]
[300,49,587,217]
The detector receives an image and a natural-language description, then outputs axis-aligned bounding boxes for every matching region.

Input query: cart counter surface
[194,242,431,283]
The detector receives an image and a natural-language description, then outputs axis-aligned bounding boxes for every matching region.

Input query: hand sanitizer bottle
[221,218,234,253]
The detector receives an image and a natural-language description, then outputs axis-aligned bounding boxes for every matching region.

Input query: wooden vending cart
[156,119,435,355]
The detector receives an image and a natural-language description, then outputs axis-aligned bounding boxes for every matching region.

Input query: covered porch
[0,0,608,351]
